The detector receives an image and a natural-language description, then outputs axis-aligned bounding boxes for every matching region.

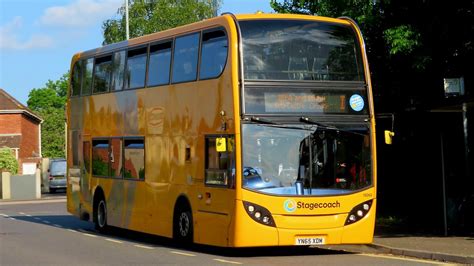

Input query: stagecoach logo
[284,199,297,213]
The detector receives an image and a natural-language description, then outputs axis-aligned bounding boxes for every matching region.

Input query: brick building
[0,88,43,174]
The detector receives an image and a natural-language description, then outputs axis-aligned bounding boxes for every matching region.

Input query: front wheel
[174,206,193,244]
[94,198,108,233]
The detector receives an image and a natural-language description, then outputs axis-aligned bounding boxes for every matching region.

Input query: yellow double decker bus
[67,13,376,247]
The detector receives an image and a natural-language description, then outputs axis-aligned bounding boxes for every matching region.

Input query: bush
[0,148,19,174]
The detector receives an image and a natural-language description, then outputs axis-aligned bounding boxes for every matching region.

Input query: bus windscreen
[240,19,364,82]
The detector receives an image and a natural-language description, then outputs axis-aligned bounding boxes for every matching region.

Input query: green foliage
[27,73,68,158]
[384,25,420,55]
[0,148,19,174]
[27,73,68,112]
[270,0,378,26]
[40,108,66,158]
[102,0,221,45]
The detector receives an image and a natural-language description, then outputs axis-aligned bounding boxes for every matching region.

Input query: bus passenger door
[196,136,236,246]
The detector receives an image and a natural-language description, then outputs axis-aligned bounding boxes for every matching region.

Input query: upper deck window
[71,61,82,97]
[148,41,172,86]
[240,20,364,82]
[82,58,94,95]
[172,33,200,83]
[200,29,228,80]
[93,55,113,94]
[126,47,147,89]
[111,51,126,91]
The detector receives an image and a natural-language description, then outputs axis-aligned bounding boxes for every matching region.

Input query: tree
[269,0,473,111]
[0,148,19,174]
[27,73,68,158]
[102,0,221,45]
[27,73,68,112]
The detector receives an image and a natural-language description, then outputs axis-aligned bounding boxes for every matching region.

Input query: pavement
[2,195,473,264]
[326,234,474,265]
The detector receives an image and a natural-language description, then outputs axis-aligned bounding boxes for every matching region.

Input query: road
[0,198,451,265]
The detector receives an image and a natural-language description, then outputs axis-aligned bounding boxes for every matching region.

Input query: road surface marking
[9,217,16,220]
[170,251,196,257]
[43,220,51,224]
[105,238,123,244]
[77,229,92,234]
[358,254,450,265]
[34,217,41,220]
[1,214,9,217]
[53,224,63,228]
[83,233,98,238]
[67,229,78,233]
[134,244,154,250]
[0,198,66,206]
[19,212,26,215]
[213,259,243,265]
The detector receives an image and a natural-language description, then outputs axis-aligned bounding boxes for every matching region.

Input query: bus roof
[71,13,352,63]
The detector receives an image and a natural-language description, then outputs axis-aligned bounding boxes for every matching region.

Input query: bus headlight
[344,200,373,225]
[243,201,276,227]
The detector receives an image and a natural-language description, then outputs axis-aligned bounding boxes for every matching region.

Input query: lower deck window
[124,139,145,180]
[92,139,109,176]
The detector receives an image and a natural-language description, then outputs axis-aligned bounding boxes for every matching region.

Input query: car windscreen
[50,161,66,176]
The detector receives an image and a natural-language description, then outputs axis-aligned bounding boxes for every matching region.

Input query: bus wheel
[94,197,108,233]
[174,205,193,244]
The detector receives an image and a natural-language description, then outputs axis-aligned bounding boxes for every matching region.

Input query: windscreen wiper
[247,116,315,131]
[299,116,367,136]
[299,116,338,130]
[250,116,276,125]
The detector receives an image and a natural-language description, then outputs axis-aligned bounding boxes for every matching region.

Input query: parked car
[48,159,66,193]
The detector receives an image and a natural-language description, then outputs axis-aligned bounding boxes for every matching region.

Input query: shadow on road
[9,214,351,258]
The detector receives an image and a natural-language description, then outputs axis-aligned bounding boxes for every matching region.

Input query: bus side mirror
[384,130,395,145]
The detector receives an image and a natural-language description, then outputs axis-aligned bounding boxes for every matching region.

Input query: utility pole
[125,0,130,40]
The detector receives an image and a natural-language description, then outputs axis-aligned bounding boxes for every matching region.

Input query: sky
[0,0,273,105]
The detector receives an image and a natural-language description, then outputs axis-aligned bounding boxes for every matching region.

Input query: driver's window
[205,135,235,188]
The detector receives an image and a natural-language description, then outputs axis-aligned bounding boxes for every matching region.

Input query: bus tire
[93,193,108,233]
[173,202,193,244]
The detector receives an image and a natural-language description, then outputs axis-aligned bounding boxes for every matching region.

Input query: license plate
[295,236,325,246]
